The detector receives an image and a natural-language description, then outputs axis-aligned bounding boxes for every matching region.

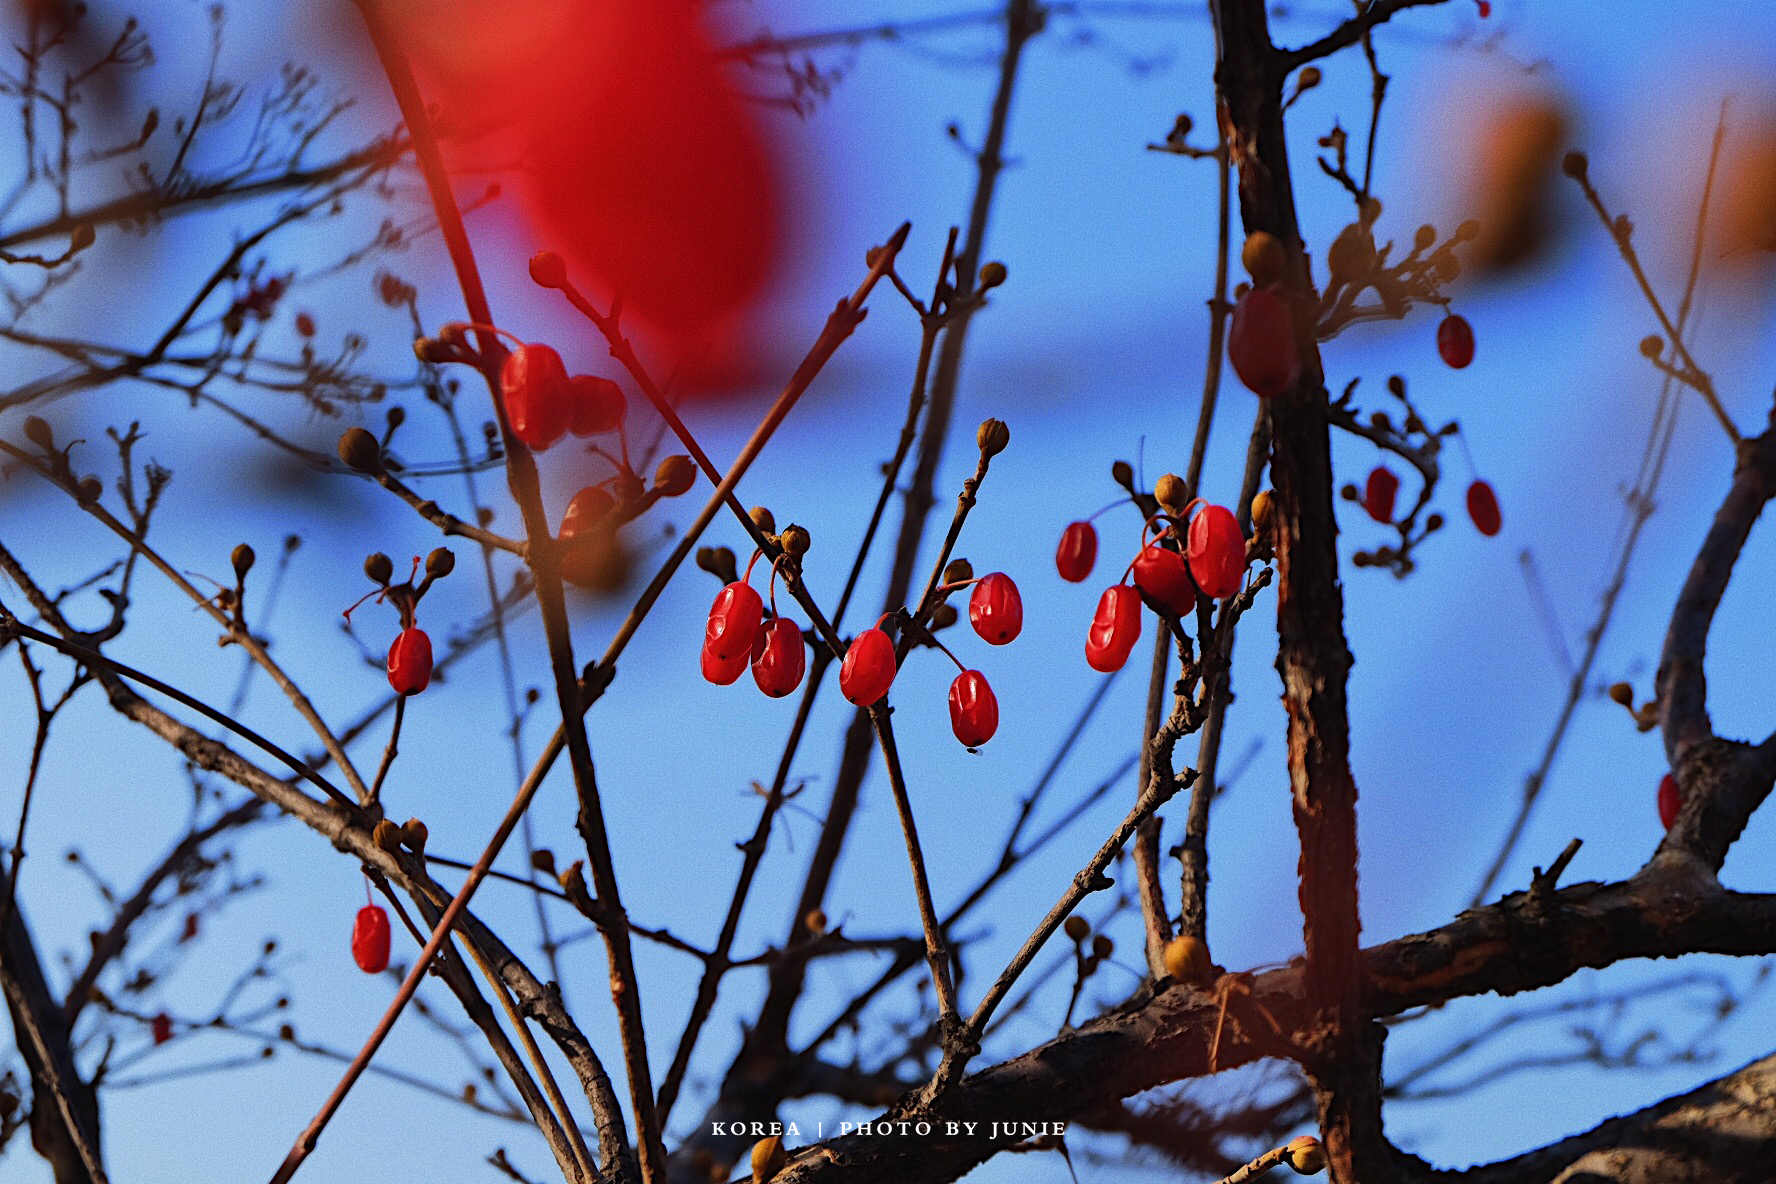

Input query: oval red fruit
[566,374,627,436]
[1363,466,1400,523]
[1086,585,1143,672]
[1132,543,1196,616]
[1437,314,1475,369]
[387,627,433,696]
[701,640,749,686]
[151,1013,173,1045]
[968,573,1023,645]
[1187,504,1248,599]
[750,617,806,698]
[1228,284,1301,398]
[500,343,571,451]
[352,904,391,974]
[948,669,999,748]
[1466,480,1502,536]
[705,581,764,663]
[1056,520,1098,582]
[840,627,898,706]
[1658,773,1681,830]
[560,486,617,540]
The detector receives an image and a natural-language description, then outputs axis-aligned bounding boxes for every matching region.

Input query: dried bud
[1370,410,1392,431]
[978,260,1008,289]
[1250,490,1275,534]
[231,543,256,579]
[531,849,556,875]
[22,415,53,450]
[337,427,383,473]
[1607,682,1634,706]
[1415,224,1437,251]
[1639,335,1663,358]
[780,524,811,558]
[930,603,959,630]
[944,558,974,585]
[1284,1135,1326,1175]
[654,455,696,497]
[1154,473,1188,513]
[76,477,102,504]
[977,417,1010,458]
[1241,231,1287,285]
[1425,513,1444,532]
[1297,66,1321,89]
[749,506,777,537]
[1063,915,1090,942]
[373,819,404,854]
[751,1135,788,1184]
[364,552,393,586]
[413,336,455,364]
[425,548,455,579]
[1111,460,1135,489]
[696,545,739,585]
[1162,934,1213,985]
[400,818,428,855]
[804,908,827,934]
[1090,934,1114,960]
[1327,222,1376,284]
[1561,150,1588,179]
[528,251,567,288]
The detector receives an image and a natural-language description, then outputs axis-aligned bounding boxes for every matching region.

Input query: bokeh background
[2,1,1776,1181]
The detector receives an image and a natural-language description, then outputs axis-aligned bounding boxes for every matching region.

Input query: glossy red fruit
[151,1013,173,1045]
[1086,585,1143,672]
[1056,520,1098,583]
[1228,284,1300,398]
[750,617,806,698]
[566,374,627,436]
[840,627,898,706]
[500,343,571,451]
[1437,314,1475,369]
[1658,773,1681,830]
[1466,480,1502,536]
[1132,544,1196,616]
[1186,504,1247,599]
[948,669,999,748]
[560,486,617,540]
[704,582,764,663]
[1363,466,1400,523]
[969,573,1023,645]
[701,641,749,686]
[387,627,433,696]
[352,905,391,974]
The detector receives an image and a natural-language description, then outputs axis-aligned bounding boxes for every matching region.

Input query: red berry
[968,573,1023,645]
[1363,466,1400,524]
[566,374,627,436]
[500,343,571,451]
[1132,543,1196,616]
[701,640,749,686]
[1228,284,1301,398]
[1437,314,1475,369]
[295,311,316,337]
[1476,0,1491,17]
[1056,520,1098,583]
[352,904,391,974]
[948,669,998,748]
[1466,479,1502,536]
[750,617,805,698]
[1186,504,1247,599]
[1086,585,1143,672]
[151,1013,173,1045]
[704,581,764,664]
[387,627,433,696]
[1658,773,1681,830]
[560,486,617,539]
[839,627,897,706]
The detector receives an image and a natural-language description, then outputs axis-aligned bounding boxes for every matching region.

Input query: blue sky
[4,1,1776,1181]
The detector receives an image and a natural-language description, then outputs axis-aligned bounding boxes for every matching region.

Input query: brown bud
[231,543,256,580]
[425,548,455,579]
[978,260,1008,289]
[528,251,566,288]
[1241,231,1287,285]
[1608,682,1634,706]
[804,908,827,934]
[696,545,739,585]
[654,454,696,497]
[22,415,53,450]
[930,603,959,631]
[1284,1135,1326,1175]
[1154,473,1188,513]
[1415,224,1437,251]
[779,524,811,558]
[413,336,455,364]
[1639,335,1663,359]
[364,552,393,586]
[944,558,974,585]
[1326,222,1376,284]
[1561,150,1588,179]
[70,222,96,252]
[530,848,557,876]
[749,506,777,537]
[399,818,427,855]
[76,477,102,504]
[337,427,383,473]
[1298,66,1321,89]
[1090,934,1114,960]
[1162,934,1213,985]
[977,417,1010,458]
[1425,513,1444,532]
[1063,915,1090,942]
[751,1135,788,1184]
[1250,490,1275,534]
[373,819,403,854]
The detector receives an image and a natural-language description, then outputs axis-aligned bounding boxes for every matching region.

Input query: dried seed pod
[1155,473,1188,514]
[749,506,777,537]
[22,416,53,450]
[373,819,404,854]
[1162,935,1214,985]
[231,543,256,579]
[696,545,739,585]
[654,455,696,497]
[944,558,974,584]
[425,548,455,579]
[1284,1135,1326,1175]
[400,818,428,855]
[364,552,394,586]
[779,524,811,558]
[337,427,383,473]
[1063,915,1090,942]
[1251,490,1276,535]
[978,260,1008,289]
[977,417,1010,458]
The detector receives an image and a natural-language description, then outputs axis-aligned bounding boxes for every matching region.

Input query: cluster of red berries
[344,547,455,697]
[1057,478,1251,673]
[1359,464,1501,537]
